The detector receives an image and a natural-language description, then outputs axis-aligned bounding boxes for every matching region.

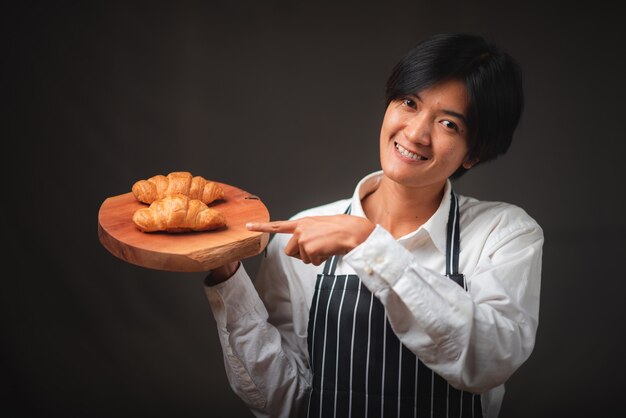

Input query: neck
[362,178,446,238]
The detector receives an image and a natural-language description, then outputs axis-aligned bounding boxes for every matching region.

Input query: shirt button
[364,266,373,275]
[375,256,384,264]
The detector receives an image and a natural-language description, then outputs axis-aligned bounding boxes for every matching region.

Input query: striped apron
[306,192,482,418]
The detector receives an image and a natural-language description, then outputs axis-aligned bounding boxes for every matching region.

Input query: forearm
[344,225,542,392]
[382,266,538,392]
[204,265,311,417]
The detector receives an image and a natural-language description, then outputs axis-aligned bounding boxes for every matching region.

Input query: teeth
[395,143,426,160]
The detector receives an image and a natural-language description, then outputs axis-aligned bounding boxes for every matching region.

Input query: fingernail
[246,222,253,229]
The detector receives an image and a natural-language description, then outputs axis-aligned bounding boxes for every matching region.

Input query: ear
[462,158,479,170]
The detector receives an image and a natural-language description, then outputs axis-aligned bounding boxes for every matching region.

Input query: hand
[247,215,375,266]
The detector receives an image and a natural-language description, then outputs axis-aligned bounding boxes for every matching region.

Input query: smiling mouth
[395,142,428,161]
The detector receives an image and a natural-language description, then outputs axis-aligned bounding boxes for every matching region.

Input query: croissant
[132,171,225,205]
[132,194,226,233]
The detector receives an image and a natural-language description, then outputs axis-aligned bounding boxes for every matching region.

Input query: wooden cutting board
[98,182,270,272]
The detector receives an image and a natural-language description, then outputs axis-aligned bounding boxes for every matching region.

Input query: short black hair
[385,33,524,179]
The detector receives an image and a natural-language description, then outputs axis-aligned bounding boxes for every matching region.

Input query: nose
[403,113,431,145]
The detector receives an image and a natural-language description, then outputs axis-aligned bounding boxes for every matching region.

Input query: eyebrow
[442,109,468,125]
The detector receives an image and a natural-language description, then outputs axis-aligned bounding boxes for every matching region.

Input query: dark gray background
[2,1,624,417]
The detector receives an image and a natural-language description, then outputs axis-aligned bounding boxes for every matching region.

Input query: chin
[381,164,420,186]
[382,164,449,192]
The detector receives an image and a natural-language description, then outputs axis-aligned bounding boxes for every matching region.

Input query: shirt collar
[349,170,453,255]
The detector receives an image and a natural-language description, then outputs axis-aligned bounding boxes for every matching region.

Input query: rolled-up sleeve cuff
[343,225,413,293]
[204,265,265,329]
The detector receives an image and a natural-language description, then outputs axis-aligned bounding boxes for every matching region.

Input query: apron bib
[306,192,482,418]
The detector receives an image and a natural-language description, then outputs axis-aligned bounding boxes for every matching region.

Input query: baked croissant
[132,171,225,205]
[132,194,226,233]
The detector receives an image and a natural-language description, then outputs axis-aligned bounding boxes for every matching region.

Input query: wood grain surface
[97,182,270,272]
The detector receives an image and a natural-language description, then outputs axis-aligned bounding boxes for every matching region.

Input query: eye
[441,119,459,132]
[401,98,416,108]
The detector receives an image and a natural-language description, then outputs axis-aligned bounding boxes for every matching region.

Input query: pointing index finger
[246,220,298,233]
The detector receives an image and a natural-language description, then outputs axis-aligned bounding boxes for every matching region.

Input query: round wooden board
[97,183,270,272]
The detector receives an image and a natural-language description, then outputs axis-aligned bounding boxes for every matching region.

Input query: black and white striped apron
[306,192,482,418]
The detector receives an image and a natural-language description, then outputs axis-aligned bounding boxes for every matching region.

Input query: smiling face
[379,79,475,192]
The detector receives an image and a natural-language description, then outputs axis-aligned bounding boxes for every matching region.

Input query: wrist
[204,261,240,286]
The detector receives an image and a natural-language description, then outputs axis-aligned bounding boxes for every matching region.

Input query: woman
[204,33,543,418]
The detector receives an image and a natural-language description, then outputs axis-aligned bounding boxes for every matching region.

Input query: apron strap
[323,203,352,276]
[445,191,466,289]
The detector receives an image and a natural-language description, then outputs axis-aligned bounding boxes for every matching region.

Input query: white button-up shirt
[204,170,544,418]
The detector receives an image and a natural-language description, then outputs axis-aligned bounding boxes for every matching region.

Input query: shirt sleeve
[343,220,543,393]
[203,237,312,418]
